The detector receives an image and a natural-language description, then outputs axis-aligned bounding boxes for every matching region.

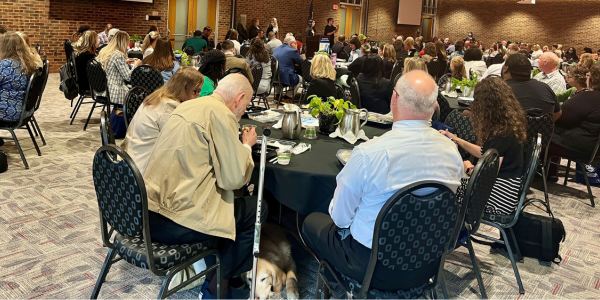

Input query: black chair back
[444,109,477,159]
[64,39,74,74]
[124,87,150,128]
[335,84,346,101]
[359,181,461,297]
[462,149,500,234]
[524,109,554,151]
[184,46,195,56]
[249,64,263,94]
[34,61,50,111]
[270,56,280,90]
[23,67,45,115]
[86,59,111,109]
[348,77,361,108]
[224,67,247,78]
[390,61,403,86]
[240,45,250,57]
[436,92,453,123]
[100,111,115,146]
[427,58,447,81]
[437,74,451,91]
[301,59,313,83]
[131,64,164,94]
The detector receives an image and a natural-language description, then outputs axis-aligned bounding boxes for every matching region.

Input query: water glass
[241,124,257,133]
[277,149,291,165]
[304,126,317,139]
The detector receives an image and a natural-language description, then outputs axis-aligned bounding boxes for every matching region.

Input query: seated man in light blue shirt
[302,70,464,291]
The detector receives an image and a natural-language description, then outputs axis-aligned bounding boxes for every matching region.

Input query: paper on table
[271,141,292,151]
[291,143,311,155]
[329,127,369,144]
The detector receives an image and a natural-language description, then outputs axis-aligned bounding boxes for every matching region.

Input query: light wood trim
[207,0,217,31]
[168,0,177,46]
[188,0,197,35]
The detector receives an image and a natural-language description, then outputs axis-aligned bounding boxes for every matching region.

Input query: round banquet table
[241,118,389,215]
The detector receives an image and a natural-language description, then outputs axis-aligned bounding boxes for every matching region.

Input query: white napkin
[441,91,458,98]
[272,118,283,129]
[291,143,311,155]
[271,142,292,151]
[329,127,369,144]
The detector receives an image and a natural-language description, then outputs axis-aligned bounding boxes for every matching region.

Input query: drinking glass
[304,126,318,139]
[241,124,257,133]
[277,149,291,165]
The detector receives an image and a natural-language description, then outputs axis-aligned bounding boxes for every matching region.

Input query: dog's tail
[285,269,299,300]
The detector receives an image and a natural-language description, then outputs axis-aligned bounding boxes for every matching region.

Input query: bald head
[213,74,253,120]
[539,52,559,73]
[391,70,438,120]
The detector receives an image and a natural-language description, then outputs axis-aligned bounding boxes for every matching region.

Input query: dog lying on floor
[242,223,299,300]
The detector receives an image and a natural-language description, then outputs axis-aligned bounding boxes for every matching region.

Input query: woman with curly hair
[245,38,271,94]
[440,77,527,215]
[198,50,227,96]
[557,65,588,102]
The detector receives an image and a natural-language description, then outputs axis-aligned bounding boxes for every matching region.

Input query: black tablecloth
[128,51,143,60]
[241,118,389,215]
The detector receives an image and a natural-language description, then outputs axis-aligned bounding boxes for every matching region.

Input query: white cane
[250,125,271,300]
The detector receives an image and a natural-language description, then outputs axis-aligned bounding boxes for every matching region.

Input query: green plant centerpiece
[451,72,478,97]
[308,95,357,134]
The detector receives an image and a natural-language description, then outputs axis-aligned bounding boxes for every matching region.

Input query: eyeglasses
[193,89,202,95]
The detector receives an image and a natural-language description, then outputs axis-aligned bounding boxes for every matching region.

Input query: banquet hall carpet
[0,74,599,299]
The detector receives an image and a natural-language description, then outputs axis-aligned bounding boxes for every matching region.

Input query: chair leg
[439,271,449,299]
[578,163,596,207]
[25,124,41,156]
[563,159,572,186]
[90,248,117,299]
[466,238,487,299]
[83,102,97,131]
[30,120,39,137]
[541,163,551,212]
[508,227,523,263]
[498,228,525,294]
[9,129,29,169]
[32,117,46,146]
[70,95,84,124]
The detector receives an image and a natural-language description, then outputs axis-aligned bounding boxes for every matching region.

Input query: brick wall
[366,0,420,43]
[436,0,600,54]
[0,0,168,73]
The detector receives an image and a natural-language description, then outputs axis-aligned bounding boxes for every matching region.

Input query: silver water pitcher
[339,107,368,136]
[281,104,302,139]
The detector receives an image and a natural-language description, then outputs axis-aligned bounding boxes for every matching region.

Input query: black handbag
[507,199,566,264]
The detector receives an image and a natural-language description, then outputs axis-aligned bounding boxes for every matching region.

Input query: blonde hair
[78,30,99,55]
[404,37,414,49]
[451,56,467,79]
[579,53,595,70]
[142,31,159,54]
[310,54,336,81]
[97,31,129,68]
[542,45,549,52]
[402,57,427,75]
[360,44,371,55]
[383,44,397,63]
[143,67,205,108]
[532,44,540,51]
[0,32,40,76]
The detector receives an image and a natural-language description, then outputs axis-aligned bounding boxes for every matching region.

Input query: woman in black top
[440,77,527,215]
[248,18,260,40]
[236,15,248,42]
[548,64,600,179]
[305,54,338,103]
[75,30,98,91]
[381,43,396,79]
[562,47,578,63]
[355,54,393,114]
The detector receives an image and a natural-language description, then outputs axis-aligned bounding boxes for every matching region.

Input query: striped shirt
[534,69,566,95]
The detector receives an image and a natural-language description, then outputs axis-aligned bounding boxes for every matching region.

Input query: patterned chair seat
[113,233,218,270]
[337,270,428,299]
[483,212,516,225]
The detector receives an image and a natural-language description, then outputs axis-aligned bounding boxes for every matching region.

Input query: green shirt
[200,77,216,97]
[185,36,207,53]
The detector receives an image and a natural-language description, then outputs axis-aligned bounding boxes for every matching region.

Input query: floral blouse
[0,58,29,122]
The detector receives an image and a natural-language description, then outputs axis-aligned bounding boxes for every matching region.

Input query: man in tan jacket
[222,40,253,84]
[143,74,266,298]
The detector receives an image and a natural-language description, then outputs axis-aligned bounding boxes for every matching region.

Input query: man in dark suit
[273,36,304,99]
[332,35,346,57]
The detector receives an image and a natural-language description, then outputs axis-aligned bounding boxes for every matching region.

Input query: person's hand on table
[126,58,135,64]
[241,127,257,147]
[134,59,142,67]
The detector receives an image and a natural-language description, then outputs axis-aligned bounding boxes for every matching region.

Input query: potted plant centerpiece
[130,34,142,49]
[308,95,357,134]
[451,72,478,97]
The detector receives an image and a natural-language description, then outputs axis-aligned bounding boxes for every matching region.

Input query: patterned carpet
[0,73,599,299]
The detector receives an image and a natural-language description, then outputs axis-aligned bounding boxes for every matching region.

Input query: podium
[305,35,321,59]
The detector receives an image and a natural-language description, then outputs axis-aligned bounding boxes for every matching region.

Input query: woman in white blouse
[121,67,204,174]
[531,44,543,60]
[97,31,142,105]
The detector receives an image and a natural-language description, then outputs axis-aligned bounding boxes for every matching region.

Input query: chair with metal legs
[123,86,150,129]
[69,51,95,126]
[83,59,112,131]
[315,181,464,299]
[90,144,221,299]
[524,109,554,210]
[29,60,50,146]
[472,134,543,295]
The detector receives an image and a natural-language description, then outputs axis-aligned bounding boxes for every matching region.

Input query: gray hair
[283,36,296,45]
[214,73,253,101]
[395,71,438,115]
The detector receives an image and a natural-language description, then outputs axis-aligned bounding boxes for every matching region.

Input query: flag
[308,0,313,21]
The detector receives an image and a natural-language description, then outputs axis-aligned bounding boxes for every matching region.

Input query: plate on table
[251,145,278,161]
[336,149,352,166]
[457,97,474,107]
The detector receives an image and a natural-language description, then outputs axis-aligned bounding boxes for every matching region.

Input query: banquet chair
[131,65,164,94]
[299,60,313,103]
[390,61,403,86]
[315,181,463,299]
[100,111,115,146]
[123,86,150,129]
[90,144,221,299]
[248,64,267,109]
[29,60,50,146]
[454,149,500,299]
[183,46,195,56]
[436,93,453,123]
[273,59,299,108]
[240,45,250,57]
[84,59,112,131]
[444,109,477,160]
[224,67,248,78]
[348,77,361,108]
[437,74,451,91]
[0,67,45,169]
[335,84,347,101]
[551,131,600,208]
[524,109,554,210]
[427,58,447,82]
[64,39,78,107]
[472,134,543,295]
[69,50,95,123]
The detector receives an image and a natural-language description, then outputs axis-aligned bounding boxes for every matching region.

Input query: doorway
[168,0,218,50]
[421,15,434,41]
[338,5,361,37]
